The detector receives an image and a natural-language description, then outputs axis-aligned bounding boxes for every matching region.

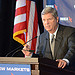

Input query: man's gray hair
[41,7,58,19]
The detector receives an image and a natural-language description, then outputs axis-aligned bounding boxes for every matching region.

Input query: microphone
[5,36,38,57]
[22,49,34,52]
[11,49,34,57]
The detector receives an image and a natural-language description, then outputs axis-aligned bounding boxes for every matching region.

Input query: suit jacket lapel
[44,32,50,53]
[54,25,64,59]
[41,32,49,55]
[44,32,53,59]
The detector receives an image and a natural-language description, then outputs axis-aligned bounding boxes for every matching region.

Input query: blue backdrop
[43,0,75,28]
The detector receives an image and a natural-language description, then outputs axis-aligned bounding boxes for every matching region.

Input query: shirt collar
[49,25,59,39]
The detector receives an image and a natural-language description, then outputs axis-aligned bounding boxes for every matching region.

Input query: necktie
[51,34,54,44]
[51,34,55,58]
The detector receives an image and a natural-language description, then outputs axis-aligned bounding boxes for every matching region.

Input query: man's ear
[57,17,59,23]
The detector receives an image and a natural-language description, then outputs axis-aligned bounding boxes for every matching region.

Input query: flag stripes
[13,0,40,52]
[15,6,26,16]
[13,0,27,44]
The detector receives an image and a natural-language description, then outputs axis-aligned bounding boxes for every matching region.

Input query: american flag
[13,0,40,53]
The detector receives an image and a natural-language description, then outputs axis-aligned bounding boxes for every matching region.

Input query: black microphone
[5,36,38,57]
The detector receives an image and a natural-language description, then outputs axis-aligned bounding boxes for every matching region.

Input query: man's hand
[56,59,67,69]
[22,44,32,56]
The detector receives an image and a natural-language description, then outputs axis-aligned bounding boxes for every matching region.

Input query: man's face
[42,13,59,33]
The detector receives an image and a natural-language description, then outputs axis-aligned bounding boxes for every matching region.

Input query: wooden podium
[0,57,39,75]
[0,57,75,75]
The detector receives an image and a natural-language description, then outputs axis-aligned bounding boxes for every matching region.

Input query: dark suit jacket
[36,24,75,63]
[13,24,75,71]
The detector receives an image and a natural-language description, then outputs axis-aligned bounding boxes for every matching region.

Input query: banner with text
[0,64,31,75]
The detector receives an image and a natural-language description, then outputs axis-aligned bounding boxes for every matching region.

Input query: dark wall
[0,0,43,57]
[0,0,14,56]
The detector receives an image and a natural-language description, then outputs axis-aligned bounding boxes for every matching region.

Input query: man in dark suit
[22,7,75,69]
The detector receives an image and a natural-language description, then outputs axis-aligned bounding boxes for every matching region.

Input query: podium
[39,58,75,75]
[0,57,75,75]
[0,57,39,75]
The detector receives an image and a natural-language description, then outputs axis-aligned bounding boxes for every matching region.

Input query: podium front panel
[0,63,31,75]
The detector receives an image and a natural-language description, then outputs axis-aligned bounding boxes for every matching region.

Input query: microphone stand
[5,36,38,57]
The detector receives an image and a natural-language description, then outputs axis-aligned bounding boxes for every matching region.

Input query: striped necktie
[51,34,55,58]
